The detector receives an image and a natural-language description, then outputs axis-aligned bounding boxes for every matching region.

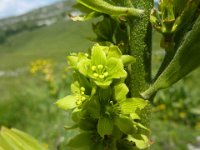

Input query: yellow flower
[179,112,186,119]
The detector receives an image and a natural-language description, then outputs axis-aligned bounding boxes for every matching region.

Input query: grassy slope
[0,19,94,149]
[0,20,94,70]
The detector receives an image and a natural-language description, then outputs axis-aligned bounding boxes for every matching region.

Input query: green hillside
[0,20,94,70]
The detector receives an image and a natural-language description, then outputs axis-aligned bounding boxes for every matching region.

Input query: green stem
[128,0,153,97]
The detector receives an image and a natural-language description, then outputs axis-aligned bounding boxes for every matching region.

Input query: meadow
[0,17,200,149]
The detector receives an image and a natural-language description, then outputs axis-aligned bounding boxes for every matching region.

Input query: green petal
[71,81,80,94]
[97,117,114,137]
[55,95,77,110]
[67,55,78,67]
[121,55,136,65]
[127,134,150,149]
[94,80,112,88]
[120,98,148,114]
[115,116,135,134]
[78,59,91,76]
[107,58,127,79]
[114,83,129,102]
[91,43,107,66]
[107,45,122,58]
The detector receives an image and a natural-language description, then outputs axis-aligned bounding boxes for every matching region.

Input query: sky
[0,0,60,19]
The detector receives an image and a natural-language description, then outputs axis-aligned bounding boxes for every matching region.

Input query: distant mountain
[0,0,75,30]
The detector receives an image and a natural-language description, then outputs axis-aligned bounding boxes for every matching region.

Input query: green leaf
[97,117,114,137]
[120,98,148,114]
[68,132,92,149]
[121,55,136,65]
[115,116,135,134]
[142,15,200,99]
[133,122,150,132]
[71,108,81,122]
[0,127,47,150]
[91,44,107,66]
[77,0,144,17]
[114,83,129,102]
[93,16,116,42]
[55,95,77,110]
[64,124,78,130]
[107,58,127,79]
[70,11,101,21]
[127,134,150,149]
[86,98,100,118]
[0,134,15,150]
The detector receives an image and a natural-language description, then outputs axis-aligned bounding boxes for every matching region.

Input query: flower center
[75,86,86,105]
[91,65,108,80]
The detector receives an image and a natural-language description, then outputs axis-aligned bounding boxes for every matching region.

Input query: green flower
[55,81,89,110]
[77,44,130,88]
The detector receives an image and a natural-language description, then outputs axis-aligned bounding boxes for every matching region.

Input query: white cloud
[0,0,58,19]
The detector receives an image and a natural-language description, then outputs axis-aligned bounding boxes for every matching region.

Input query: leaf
[91,43,107,66]
[55,95,77,110]
[68,132,92,148]
[121,55,136,65]
[71,108,81,122]
[107,58,127,79]
[133,122,150,132]
[93,16,116,42]
[115,116,135,134]
[97,117,114,137]
[120,98,148,114]
[77,0,144,17]
[142,15,200,99]
[64,124,78,130]
[86,98,100,118]
[114,83,129,102]
[70,11,101,21]
[127,134,150,149]
[0,127,47,150]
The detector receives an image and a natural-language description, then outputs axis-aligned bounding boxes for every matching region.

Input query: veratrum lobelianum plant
[56,0,200,149]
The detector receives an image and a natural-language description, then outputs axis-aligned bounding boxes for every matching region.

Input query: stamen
[91,66,96,71]
[98,65,103,69]
[93,73,98,77]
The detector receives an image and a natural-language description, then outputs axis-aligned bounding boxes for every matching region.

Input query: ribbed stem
[128,0,153,97]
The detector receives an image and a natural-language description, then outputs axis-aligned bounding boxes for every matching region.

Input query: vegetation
[0,0,200,150]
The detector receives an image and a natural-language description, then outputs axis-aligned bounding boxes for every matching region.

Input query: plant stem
[128,0,153,97]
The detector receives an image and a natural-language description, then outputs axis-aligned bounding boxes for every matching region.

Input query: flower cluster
[56,43,150,149]
[30,59,53,82]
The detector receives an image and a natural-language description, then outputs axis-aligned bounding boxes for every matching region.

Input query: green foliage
[56,44,150,149]
[143,15,200,99]
[0,127,48,150]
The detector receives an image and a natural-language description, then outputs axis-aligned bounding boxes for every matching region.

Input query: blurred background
[0,0,199,150]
